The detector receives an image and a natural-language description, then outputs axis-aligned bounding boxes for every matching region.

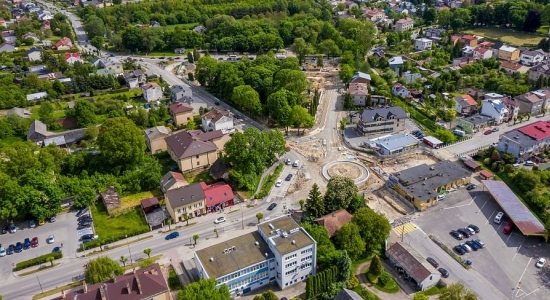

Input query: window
[285,254,297,261]
[301,248,312,255]
[196,155,199,159]
[197,161,200,166]
[285,261,297,268]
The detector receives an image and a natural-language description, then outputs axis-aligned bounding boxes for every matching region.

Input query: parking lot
[0,212,91,278]
[410,186,550,299]
[267,163,300,203]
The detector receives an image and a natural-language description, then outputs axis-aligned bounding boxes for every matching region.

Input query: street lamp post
[241,204,244,230]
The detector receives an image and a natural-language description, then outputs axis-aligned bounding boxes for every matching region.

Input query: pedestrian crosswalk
[393,222,418,235]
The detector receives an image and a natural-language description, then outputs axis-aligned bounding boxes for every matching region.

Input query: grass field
[108,190,159,215]
[91,203,149,244]
[463,27,544,46]
[183,170,214,184]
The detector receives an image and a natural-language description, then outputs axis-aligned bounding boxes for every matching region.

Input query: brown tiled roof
[164,130,218,159]
[202,108,231,124]
[141,197,159,210]
[386,242,436,283]
[170,102,193,114]
[396,17,413,24]
[348,83,368,96]
[500,61,523,71]
[463,160,481,170]
[142,82,160,90]
[314,209,353,238]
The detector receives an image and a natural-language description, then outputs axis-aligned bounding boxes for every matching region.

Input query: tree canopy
[324,176,359,212]
[178,278,231,300]
[352,207,391,253]
[84,256,124,284]
[97,117,146,171]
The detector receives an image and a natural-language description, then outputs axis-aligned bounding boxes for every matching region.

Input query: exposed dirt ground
[291,140,325,162]
[327,163,362,179]
[379,153,439,174]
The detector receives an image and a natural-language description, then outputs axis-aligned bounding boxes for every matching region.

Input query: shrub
[15,251,63,271]
[255,163,284,198]
[367,272,378,284]
[378,272,392,286]
[347,274,360,289]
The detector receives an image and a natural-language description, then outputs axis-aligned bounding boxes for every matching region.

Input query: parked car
[465,227,475,235]
[465,240,480,250]
[454,245,466,255]
[536,258,546,268]
[503,222,514,234]
[484,130,492,135]
[457,228,471,238]
[450,230,463,240]
[23,238,31,250]
[492,127,499,132]
[31,237,39,247]
[494,211,504,224]
[165,232,179,240]
[7,244,14,255]
[81,234,98,241]
[0,245,5,257]
[275,180,282,187]
[81,237,95,243]
[426,257,439,268]
[77,214,90,221]
[49,216,56,223]
[47,235,55,244]
[438,268,449,278]
[52,247,61,253]
[460,243,472,252]
[525,161,536,166]
[76,207,89,218]
[285,158,292,165]
[468,224,480,233]
[285,174,293,181]
[77,224,92,230]
[1,225,7,234]
[267,203,277,211]
[15,242,23,253]
[79,217,93,223]
[214,217,226,224]
[29,220,36,228]
[472,239,485,248]
[9,223,16,233]
[466,184,476,190]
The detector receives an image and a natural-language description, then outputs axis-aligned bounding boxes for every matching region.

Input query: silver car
[47,235,55,244]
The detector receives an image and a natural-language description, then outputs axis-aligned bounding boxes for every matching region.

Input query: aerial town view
[2,0,550,299]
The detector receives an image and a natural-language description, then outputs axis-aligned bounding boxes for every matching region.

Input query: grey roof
[459,114,494,127]
[145,208,167,227]
[522,49,543,57]
[392,160,471,201]
[6,107,31,118]
[27,119,49,140]
[164,130,219,159]
[500,129,539,149]
[360,107,408,123]
[160,171,188,192]
[350,71,371,82]
[195,231,274,279]
[43,135,66,146]
[335,289,363,300]
[165,182,206,209]
[25,47,43,54]
[145,126,171,141]
[257,216,316,256]
[372,133,419,151]
[389,56,404,65]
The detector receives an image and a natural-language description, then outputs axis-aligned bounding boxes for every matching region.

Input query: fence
[454,145,492,159]
[441,136,473,148]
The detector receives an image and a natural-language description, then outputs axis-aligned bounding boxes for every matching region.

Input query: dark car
[52,247,61,253]
[31,237,38,247]
[411,130,420,135]
[76,207,89,218]
[215,101,220,105]
[7,244,14,255]
[468,224,480,233]
[465,240,480,250]
[457,228,471,238]
[79,217,93,224]
[438,268,450,278]
[23,238,31,250]
[454,245,466,255]
[77,214,90,221]
[484,130,492,135]
[450,230,463,240]
[165,232,180,240]
[466,184,476,190]
[285,174,293,181]
[426,257,439,268]
[77,224,92,230]
[472,239,485,248]
[267,203,277,211]
[15,242,23,253]
[82,234,98,240]
[1,225,7,234]
[82,237,94,243]
[49,216,56,223]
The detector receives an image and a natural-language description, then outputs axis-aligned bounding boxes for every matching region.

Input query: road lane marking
[444,199,474,210]
[517,257,532,287]
[494,222,504,236]
[478,200,488,212]
[486,210,496,225]
[512,243,523,262]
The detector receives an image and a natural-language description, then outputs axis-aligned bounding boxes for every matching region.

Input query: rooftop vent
[268,223,275,230]
[254,241,259,246]
[209,257,214,262]
[264,253,269,257]
[291,240,296,245]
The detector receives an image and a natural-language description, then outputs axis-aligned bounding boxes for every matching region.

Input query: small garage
[479,170,494,180]
[463,160,481,172]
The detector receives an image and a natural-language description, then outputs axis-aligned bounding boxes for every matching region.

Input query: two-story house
[26,47,43,61]
[497,121,550,158]
[142,82,163,102]
[1,30,16,42]
[54,37,72,50]
[520,49,545,66]
[424,28,446,42]
[473,47,492,60]
[388,56,404,72]
[349,71,371,86]
[363,8,386,22]
[394,18,414,32]
[356,106,408,137]
[201,108,234,133]
[170,85,193,102]
[170,102,195,126]
[348,82,369,106]
[391,83,410,98]
[515,89,550,115]
[454,94,478,115]
[497,45,520,61]
[124,69,146,89]
[414,38,432,51]
[165,129,229,172]
[144,126,172,153]
[92,57,124,74]
[480,99,509,124]
[64,53,83,64]
[461,35,478,47]
[165,182,207,222]
[529,62,550,81]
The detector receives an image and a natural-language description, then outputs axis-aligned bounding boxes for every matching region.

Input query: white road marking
[512,244,523,262]
[494,222,504,236]
[517,280,550,299]
[443,199,474,210]
[478,200,488,212]
[517,257,532,286]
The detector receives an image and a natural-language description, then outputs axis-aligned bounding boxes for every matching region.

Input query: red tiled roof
[462,35,475,40]
[142,82,160,90]
[200,182,234,207]
[463,160,481,170]
[64,53,81,60]
[517,121,550,141]
[479,170,493,178]
[474,47,489,54]
[54,37,72,48]
[141,197,159,210]
[314,209,353,238]
[500,61,523,71]
[169,102,193,114]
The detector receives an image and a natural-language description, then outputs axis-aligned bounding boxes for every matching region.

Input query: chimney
[99,285,107,300]
[133,267,137,274]
[61,290,66,299]
[135,276,143,294]
[112,271,116,282]
[83,281,88,294]
[126,280,131,294]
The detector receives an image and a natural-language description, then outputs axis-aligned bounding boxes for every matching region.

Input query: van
[292,160,300,167]
[494,211,504,224]
[453,130,465,137]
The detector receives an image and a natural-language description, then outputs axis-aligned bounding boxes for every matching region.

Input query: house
[201,108,234,133]
[64,53,83,64]
[26,47,43,61]
[403,71,421,83]
[388,160,471,211]
[174,48,185,54]
[356,106,408,137]
[371,95,389,105]
[6,107,31,118]
[454,94,478,115]
[92,57,124,74]
[363,8,386,22]
[369,133,420,155]
[395,18,414,32]
[473,47,492,60]
[497,45,520,61]
[335,289,363,300]
[193,25,207,33]
[314,209,353,238]
[165,182,207,221]
[0,42,15,52]
[1,30,16,42]
[201,182,234,213]
[209,159,230,182]
[349,72,371,86]
[452,57,477,68]
[142,82,163,102]
[169,102,194,126]
[160,171,188,193]
[41,40,52,47]
[27,120,87,146]
[165,129,228,172]
[194,216,316,296]
[141,197,166,230]
[386,242,441,291]
[170,85,193,102]
[456,115,494,134]
[499,61,529,75]
[491,41,504,58]
[141,197,160,214]
[520,49,545,66]
[497,121,550,158]
[500,96,520,122]
[461,35,477,47]
[348,82,369,106]
[124,69,146,89]
[144,126,172,153]
[54,263,169,300]
[40,20,50,33]
[515,89,550,115]
[0,18,6,28]
[53,37,72,50]
[424,28,446,41]
[529,62,550,81]
[392,83,410,98]
[26,91,48,101]
[100,186,120,212]
[480,99,509,124]
[388,56,404,71]
[414,38,432,51]
[22,32,40,43]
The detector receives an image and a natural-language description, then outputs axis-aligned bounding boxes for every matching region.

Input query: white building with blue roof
[480,99,509,124]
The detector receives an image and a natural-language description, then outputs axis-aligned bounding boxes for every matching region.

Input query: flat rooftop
[258,217,315,256]
[371,133,419,151]
[482,180,546,235]
[195,231,274,279]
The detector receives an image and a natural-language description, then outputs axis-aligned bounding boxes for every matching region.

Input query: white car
[536,258,546,268]
[47,235,55,244]
[214,217,226,224]
[0,246,5,257]
[460,243,472,252]
[275,180,282,187]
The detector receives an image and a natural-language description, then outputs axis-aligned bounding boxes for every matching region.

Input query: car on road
[0,245,5,257]
[275,180,282,187]
[438,268,450,278]
[468,224,480,233]
[492,127,499,132]
[15,242,23,253]
[465,240,480,250]
[23,238,31,250]
[52,247,61,253]
[460,243,472,252]
[215,101,220,105]
[466,184,476,190]
[454,245,466,255]
[484,130,492,135]
[285,158,291,165]
[450,230,463,240]
[165,232,180,240]
[7,245,14,255]
[472,239,485,248]
[285,174,293,181]
[31,237,38,247]
[49,216,56,223]
[536,258,546,268]
[29,220,36,228]
[9,223,16,233]
[76,207,89,217]
[426,257,439,268]
[457,228,471,238]
[214,217,226,224]
[503,222,514,234]
[47,235,55,244]
[267,203,277,211]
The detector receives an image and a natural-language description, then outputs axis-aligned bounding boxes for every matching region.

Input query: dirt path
[355,261,412,300]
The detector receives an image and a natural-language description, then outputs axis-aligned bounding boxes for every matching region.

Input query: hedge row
[15,251,63,271]
[255,163,284,199]
[429,235,471,269]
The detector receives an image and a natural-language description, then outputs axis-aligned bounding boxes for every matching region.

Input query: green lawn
[168,265,183,290]
[109,190,159,215]
[183,170,214,184]
[372,274,400,294]
[463,28,544,46]
[91,203,149,244]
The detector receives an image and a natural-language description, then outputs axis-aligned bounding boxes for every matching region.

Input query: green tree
[186,118,196,130]
[439,282,478,300]
[120,255,128,267]
[85,256,124,284]
[291,105,314,135]
[143,248,151,258]
[256,290,278,300]
[316,55,324,67]
[232,85,262,115]
[38,101,55,124]
[213,228,218,238]
[306,183,325,218]
[299,199,305,210]
[46,256,54,266]
[291,38,312,64]
[178,278,231,300]
[187,52,194,64]
[138,258,156,268]
[336,250,352,283]
[256,212,264,223]
[433,128,456,144]
[266,88,292,126]
[97,117,146,170]
[84,16,106,39]
[324,176,358,212]
[122,27,143,51]
[511,169,540,194]
[352,207,391,253]
[339,64,355,84]
[335,223,365,260]
[195,56,218,86]
[167,219,172,230]
[90,36,104,50]
[348,194,366,214]
[368,255,384,278]
[192,234,199,246]
[70,100,97,127]
[301,223,341,269]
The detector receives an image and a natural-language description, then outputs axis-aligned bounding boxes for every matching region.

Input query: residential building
[403,71,421,83]
[1,30,16,42]
[349,71,371,86]
[500,96,520,122]
[497,121,550,158]
[201,108,234,133]
[64,53,83,64]
[491,41,504,58]
[165,182,206,221]
[497,45,520,61]
[452,57,477,68]
[388,56,404,71]
[368,133,419,155]
[100,186,120,212]
[462,46,475,58]
[194,216,316,296]
[422,136,444,149]
[144,126,172,153]
[386,242,441,291]
[529,62,550,81]
[371,95,389,105]
[0,41,15,52]
[424,28,446,42]
[356,106,408,137]
[41,40,52,48]
[40,20,51,33]
[499,61,529,75]
[92,57,124,74]
[389,161,471,210]
[520,49,545,66]
[314,209,353,238]
[124,69,146,89]
[391,83,410,97]
[461,35,477,47]
[22,32,40,42]
[26,47,42,61]
[165,129,228,172]
[6,107,31,118]
[395,18,414,32]
[142,82,163,102]
[454,94,478,115]
[27,120,86,146]
[55,263,170,300]
[363,8,386,22]
[201,182,234,213]
[0,18,6,28]
[414,38,432,51]
[26,92,48,101]
[457,115,494,134]
[169,102,195,126]
[170,85,193,102]
[348,82,369,106]
[54,37,72,50]
[473,47,492,60]
[160,171,188,193]
[480,99,509,124]
[515,90,549,115]
[141,197,166,230]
